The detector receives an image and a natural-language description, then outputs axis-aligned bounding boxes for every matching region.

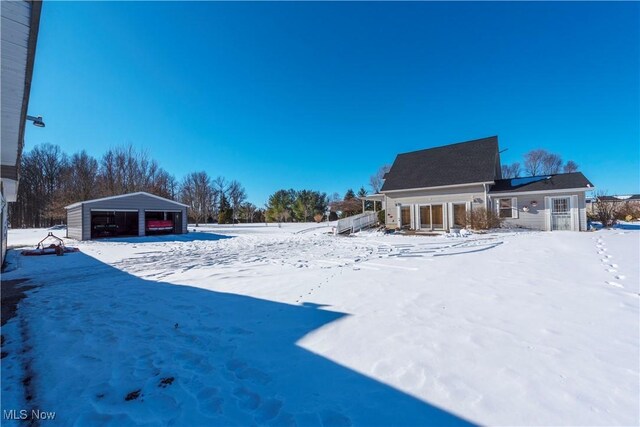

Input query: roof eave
[381,181,495,194]
[65,191,188,209]
[488,187,595,196]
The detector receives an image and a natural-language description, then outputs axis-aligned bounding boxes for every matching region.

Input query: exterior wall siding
[381,185,588,232]
[493,191,587,231]
[69,193,187,240]
[1,189,7,266]
[383,184,487,229]
[66,205,83,240]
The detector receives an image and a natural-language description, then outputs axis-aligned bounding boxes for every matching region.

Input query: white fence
[334,211,378,235]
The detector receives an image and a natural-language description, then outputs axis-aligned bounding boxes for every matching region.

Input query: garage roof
[65,192,189,209]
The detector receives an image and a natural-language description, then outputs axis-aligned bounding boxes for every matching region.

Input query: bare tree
[594,191,619,228]
[180,172,212,226]
[66,150,99,201]
[10,144,70,227]
[563,160,579,173]
[228,180,247,224]
[523,149,547,176]
[98,145,173,197]
[501,162,521,179]
[541,153,563,175]
[369,164,391,193]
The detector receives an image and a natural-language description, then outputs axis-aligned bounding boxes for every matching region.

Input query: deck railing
[334,211,377,235]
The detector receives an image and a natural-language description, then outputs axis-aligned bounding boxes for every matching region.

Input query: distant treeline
[501,149,579,179]
[9,143,252,227]
[9,143,372,228]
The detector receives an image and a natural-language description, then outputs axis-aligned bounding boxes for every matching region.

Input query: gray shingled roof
[381,136,500,192]
[489,172,593,193]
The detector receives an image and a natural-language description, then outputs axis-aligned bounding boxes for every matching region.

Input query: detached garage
[65,192,188,240]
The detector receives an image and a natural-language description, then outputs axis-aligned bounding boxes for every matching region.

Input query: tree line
[264,187,377,223]
[9,143,253,227]
[501,149,579,179]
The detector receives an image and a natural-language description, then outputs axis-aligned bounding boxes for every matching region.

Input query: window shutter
[511,197,518,219]
[544,197,551,231]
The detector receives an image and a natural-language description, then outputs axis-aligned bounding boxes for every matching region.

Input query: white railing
[334,211,377,235]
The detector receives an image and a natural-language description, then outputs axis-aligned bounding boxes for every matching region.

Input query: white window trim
[548,196,575,231]
[497,197,518,219]
[448,201,472,228]
[416,203,446,230]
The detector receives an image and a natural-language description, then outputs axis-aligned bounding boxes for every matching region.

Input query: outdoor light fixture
[26,114,45,127]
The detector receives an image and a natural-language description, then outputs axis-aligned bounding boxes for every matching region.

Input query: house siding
[69,193,187,240]
[383,184,487,229]
[66,204,83,240]
[492,191,587,231]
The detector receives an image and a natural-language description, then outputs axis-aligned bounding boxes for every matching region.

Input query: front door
[551,197,571,230]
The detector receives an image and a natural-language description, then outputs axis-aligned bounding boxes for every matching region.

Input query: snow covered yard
[1,224,638,426]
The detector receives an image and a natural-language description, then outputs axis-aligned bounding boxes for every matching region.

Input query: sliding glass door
[400,206,411,229]
[418,204,444,230]
[432,205,444,229]
[419,206,431,229]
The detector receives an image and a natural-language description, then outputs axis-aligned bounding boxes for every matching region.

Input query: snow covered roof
[65,192,188,209]
[490,172,594,194]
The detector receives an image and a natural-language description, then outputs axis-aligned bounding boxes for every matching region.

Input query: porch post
[362,199,365,213]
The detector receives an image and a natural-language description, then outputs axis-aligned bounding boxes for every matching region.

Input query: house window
[552,198,569,214]
[499,198,514,218]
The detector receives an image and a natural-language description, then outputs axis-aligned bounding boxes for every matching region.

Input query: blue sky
[25,1,639,205]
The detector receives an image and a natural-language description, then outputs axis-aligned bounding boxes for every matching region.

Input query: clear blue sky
[25,1,639,205]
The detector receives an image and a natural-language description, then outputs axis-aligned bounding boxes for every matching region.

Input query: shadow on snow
[96,231,232,244]
[2,250,474,426]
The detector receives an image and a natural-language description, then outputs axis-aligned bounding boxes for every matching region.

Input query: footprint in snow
[233,387,261,410]
[254,398,284,423]
[320,410,353,427]
[607,269,617,273]
[616,275,626,280]
[610,263,618,268]
[606,281,624,288]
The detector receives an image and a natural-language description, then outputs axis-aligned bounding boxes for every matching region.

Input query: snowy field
[1,223,638,426]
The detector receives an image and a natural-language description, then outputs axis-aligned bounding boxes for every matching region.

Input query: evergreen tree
[266,189,294,223]
[344,189,356,200]
[218,193,233,224]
